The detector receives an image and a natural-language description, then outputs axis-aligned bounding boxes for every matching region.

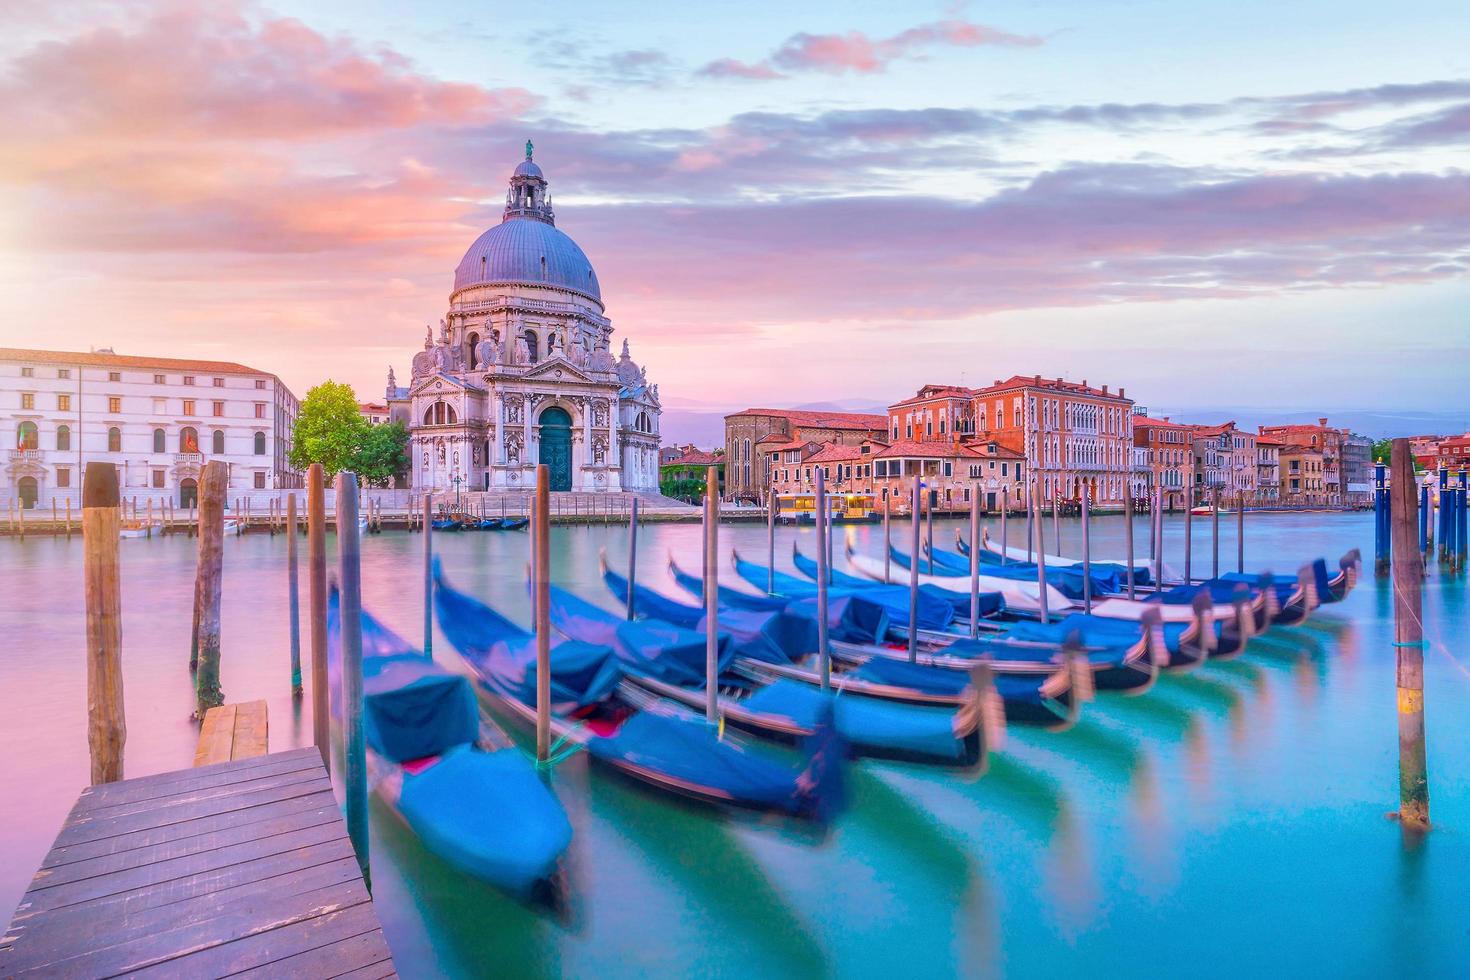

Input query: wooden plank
[78,746,319,811]
[128,902,385,979]
[19,822,350,914]
[69,765,323,824]
[332,959,400,980]
[43,790,337,870]
[2,861,362,970]
[231,699,269,759]
[194,703,237,767]
[56,771,331,847]
[69,751,321,816]
[230,927,395,979]
[10,877,371,977]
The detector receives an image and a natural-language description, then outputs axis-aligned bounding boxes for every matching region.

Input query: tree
[1371,438,1393,464]
[356,421,410,488]
[290,381,369,478]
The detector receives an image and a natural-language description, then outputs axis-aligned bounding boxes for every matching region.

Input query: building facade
[1341,433,1373,506]
[3,347,298,509]
[1255,435,1282,504]
[390,144,661,494]
[724,408,887,501]
[767,437,1025,512]
[1259,419,1343,506]
[1133,415,1194,510]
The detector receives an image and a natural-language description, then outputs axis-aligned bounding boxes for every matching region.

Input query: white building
[2,347,299,509]
[388,142,662,493]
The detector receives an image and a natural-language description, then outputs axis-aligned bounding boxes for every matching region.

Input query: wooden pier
[0,747,396,978]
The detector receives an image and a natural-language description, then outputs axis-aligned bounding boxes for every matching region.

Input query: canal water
[1,512,1466,977]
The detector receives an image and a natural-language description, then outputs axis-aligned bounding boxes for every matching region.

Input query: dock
[0,747,395,978]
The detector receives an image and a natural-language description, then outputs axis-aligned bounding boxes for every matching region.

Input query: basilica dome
[451,145,602,304]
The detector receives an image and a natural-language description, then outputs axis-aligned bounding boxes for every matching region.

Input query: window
[254,379,266,390]
[58,369,70,379]
[108,371,121,382]
[183,376,195,386]
[943,461,952,476]
[57,394,70,411]
[153,428,165,453]
[21,393,34,410]
[183,399,195,415]
[180,426,199,453]
[106,396,121,413]
[213,401,225,417]
[16,421,37,449]
[56,467,70,488]
[20,367,33,377]
[212,430,225,454]
[107,427,121,452]
[213,377,224,387]
[254,404,266,419]
[152,469,165,489]
[254,431,266,455]
[56,425,70,451]
[254,471,266,489]
[154,374,166,384]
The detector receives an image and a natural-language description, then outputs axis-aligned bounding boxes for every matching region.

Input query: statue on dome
[525,139,534,160]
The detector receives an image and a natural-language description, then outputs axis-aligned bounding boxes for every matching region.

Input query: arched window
[424,401,457,426]
[423,405,435,426]
[180,426,199,453]
[212,429,225,454]
[107,426,121,452]
[153,428,166,453]
[467,332,480,370]
[16,421,38,450]
[523,331,538,363]
[254,431,266,455]
[445,403,457,424]
[56,425,70,451]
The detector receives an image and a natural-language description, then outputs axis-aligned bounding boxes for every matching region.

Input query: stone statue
[525,139,534,160]
[506,432,522,465]
[476,334,501,367]
[518,334,533,364]
[592,434,608,465]
[438,318,449,345]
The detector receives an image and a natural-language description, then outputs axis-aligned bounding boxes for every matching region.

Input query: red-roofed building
[1133,415,1194,510]
[658,445,724,500]
[1258,418,1344,506]
[1255,434,1284,503]
[724,407,888,500]
[1187,421,1257,504]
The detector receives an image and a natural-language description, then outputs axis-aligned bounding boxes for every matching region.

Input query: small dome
[453,218,601,303]
[513,159,544,179]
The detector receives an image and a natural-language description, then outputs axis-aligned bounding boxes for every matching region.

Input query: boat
[774,492,879,525]
[118,521,159,539]
[975,527,1178,585]
[729,548,966,632]
[788,545,1001,622]
[912,540,1130,600]
[599,556,1085,729]
[844,545,1071,619]
[433,561,847,821]
[543,581,998,768]
[325,586,572,900]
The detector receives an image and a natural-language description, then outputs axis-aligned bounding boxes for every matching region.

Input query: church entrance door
[18,477,37,510]
[538,407,573,492]
[180,478,198,509]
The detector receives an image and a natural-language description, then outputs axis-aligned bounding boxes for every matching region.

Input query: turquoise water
[2,513,1467,977]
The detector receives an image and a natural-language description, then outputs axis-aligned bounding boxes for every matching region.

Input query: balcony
[174,453,203,465]
[9,448,41,462]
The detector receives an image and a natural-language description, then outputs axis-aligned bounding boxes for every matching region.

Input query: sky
[1,0,1468,422]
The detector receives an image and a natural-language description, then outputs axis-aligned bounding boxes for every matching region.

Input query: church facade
[386,143,661,493]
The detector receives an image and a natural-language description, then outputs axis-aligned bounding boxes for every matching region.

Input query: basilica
[385,143,662,493]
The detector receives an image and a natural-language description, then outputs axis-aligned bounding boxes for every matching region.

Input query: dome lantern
[505,139,554,225]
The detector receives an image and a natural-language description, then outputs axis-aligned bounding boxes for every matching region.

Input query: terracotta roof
[806,443,863,464]
[1255,434,1287,447]
[663,447,723,466]
[873,439,979,460]
[888,386,974,410]
[727,407,887,430]
[762,438,812,454]
[971,375,1132,401]
[359,402,387,413]
[0,347,270,376]
[1133,415,1192,430]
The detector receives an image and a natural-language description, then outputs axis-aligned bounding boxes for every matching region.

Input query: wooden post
[1051,483,1060,556]
[1025,479,1034,563]
[1237,489,1245,574]
[1390,440,1428,828]
[626,497,639,619]
[925,493,934,574]
[83,463,126,784]
[193,461,227,719]
[908,474,921,663]
[307,464,330,772]
[1211,486,1221,579]
[1034,477,1050,625]
[146,498,153,538]
[18,497,23,540]
[968,485,980,639]
[287,494,302,697]
[335,472,370,886]
[66,497,72,538]
[1153,485,1164,588]
[1124,492,1136,599]
[1000,493,1008,565]
[534,466,552,760]
[1081,484,1092,613]
[1419,482,1430,561]
[767,487,776,595]
[423,493,433,657]
[882,493,892,584]
[51,498,57,533]
[704,466,720,719]
[815,468,830,690]
[1184,488,1194,583]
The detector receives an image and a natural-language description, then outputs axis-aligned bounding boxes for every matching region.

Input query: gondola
[729,549,966,632]
[788,545,996,622]
[843,546,1070,619]
[974,526,1177,585]
[599,555,1085,729]
[926,539,1131,599]
[432,561,846,821]
[544,581,999,768]
[325,587,572,900]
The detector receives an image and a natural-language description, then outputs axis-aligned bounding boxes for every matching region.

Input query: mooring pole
[1419,481,1430,561]
[925,494,934,574]
[83,462,125,784]
[1153,486,1164,588]
[1184,488,1194,584]
[704,465,720,720]
[1375,463,1390,575]
[766,487,775,594]
[1212,486,1221,579]
[1390,439,1428,828]
[1081,484,1093,614]
[626,497,639,619]
[307,463,329,773]
[423,492,433,656]
[1025,479,1034,563]
[66,497,72,539]
[908,474,921,663]
[1124,491,1136,599]
[335,471,369,887]
[193,461,227,719]
[815,468,830,690]
[1034,476,1050,625]
[1458,470,1469,573]
[287,493,302,697]
[883,492,892,584]
[968,485,980,639]
[534,465,552,760]
[1000,493,1008,565]
[1435,468,1447,562]
[1237,489,1245,574]
[1051,484,1060,556]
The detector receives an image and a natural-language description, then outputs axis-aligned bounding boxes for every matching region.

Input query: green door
[539,407,573,492]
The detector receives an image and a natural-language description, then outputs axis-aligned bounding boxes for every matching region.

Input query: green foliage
[356,421,410,488]
[659,474,707,502]
[1371,438,1393,464]
[289,381,369,478]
